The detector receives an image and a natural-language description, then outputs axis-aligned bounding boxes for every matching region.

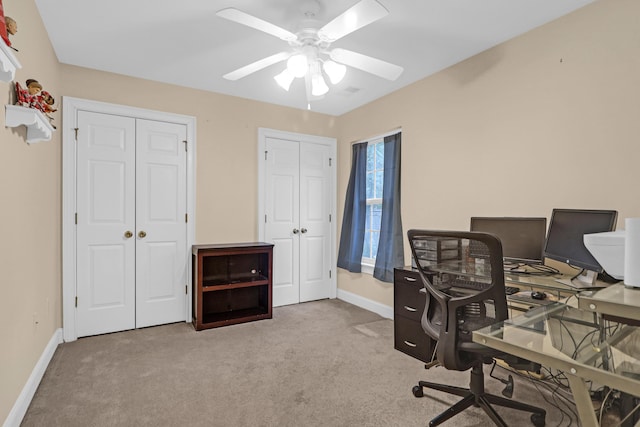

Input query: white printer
[584,230,625,280]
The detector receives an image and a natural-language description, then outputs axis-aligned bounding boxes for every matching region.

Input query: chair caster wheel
[412,385,424,398]
[531,413,545,427]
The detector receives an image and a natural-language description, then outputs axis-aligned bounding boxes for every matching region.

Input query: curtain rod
[351,127,402,145]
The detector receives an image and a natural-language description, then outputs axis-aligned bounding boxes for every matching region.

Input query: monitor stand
[555,269,599,289]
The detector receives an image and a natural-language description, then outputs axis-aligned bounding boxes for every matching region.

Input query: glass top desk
[579,284,640,324]
[427,260,606,297]
[505,272,580,293]
[473,303,640,427]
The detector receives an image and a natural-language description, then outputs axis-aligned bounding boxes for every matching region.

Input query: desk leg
[567,374,598,427]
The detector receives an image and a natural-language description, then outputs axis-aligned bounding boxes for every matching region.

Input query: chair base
[412,365,546,427]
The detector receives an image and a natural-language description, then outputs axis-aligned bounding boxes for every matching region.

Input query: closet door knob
[300,228,308,234]
[292,228,299,234]
[138,231,147,238]
[124,231,133,238]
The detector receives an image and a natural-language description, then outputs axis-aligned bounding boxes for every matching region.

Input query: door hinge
[74,128,79,141]
[185,285,188,294]
[329,158,332,167]
[75,213,78,224]
[329,270,332,279]
[265,150,268,160]
[265,214,267,223]
[183,140,188,152]
[185,213,188,223]
[329,214,331,222]
[75,296,78,307]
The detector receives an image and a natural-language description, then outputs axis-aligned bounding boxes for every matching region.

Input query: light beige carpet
[22,299,588,426]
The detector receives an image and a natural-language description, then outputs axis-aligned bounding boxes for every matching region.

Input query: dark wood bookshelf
[192,243,274,330]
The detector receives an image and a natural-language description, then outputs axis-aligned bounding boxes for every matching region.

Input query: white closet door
[264,137,300,306]
[299,142,332,302]
[76,111,136,337]
[264,135,333,307]
[135,119,188,327]
[76,113,188,337]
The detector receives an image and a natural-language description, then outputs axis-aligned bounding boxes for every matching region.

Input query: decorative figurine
[41,91,56,113]
[15,81,30,107]
[15,79,57,129]
[26,79,42,98]
[5,16,15,35]
[4,16,17,51]
[40,91,57,129]
[0,0,11,46]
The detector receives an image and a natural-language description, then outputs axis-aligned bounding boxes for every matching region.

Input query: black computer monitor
[470,217,547,265]
[543,209,618,288]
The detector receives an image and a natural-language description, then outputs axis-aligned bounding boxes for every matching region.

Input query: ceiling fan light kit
[310,61,329,96]
[273,69,295,91]
[322,60,347,85]
[216,0,404,106]
[274,51,344,93]
[286,54,309,78]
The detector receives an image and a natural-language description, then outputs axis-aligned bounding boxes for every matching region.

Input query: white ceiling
[35,0,594,116]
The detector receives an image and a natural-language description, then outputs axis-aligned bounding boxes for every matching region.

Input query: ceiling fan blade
[223,52,290,81]
[318,0,388,42]
[216,8,297,41]
[330,48,403,81]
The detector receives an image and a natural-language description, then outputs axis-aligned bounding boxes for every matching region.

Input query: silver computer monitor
[544,209,618,288]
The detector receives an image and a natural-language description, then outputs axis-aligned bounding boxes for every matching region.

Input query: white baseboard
[337,289,394,319]
[3,328,63,427]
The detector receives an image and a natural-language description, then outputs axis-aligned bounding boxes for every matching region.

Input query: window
[363,139,384,265]
[337,130,403,282]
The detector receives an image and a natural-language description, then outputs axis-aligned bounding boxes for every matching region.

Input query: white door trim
[257,127,337,301]
[62,97,197,342]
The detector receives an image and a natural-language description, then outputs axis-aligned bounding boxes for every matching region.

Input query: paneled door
[75,111,187,337]
[261,130,336,307]
[264,137,301,306]
[134,119,187,328]
[299,141,332,302]
[76,112,136,336]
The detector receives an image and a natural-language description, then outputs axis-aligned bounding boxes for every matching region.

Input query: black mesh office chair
[407,229,546,427]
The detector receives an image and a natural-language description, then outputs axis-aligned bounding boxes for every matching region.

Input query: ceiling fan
[216,0,403,102]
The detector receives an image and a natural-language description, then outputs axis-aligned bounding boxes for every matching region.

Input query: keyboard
[452,278,490,291]
[451,279,520,296]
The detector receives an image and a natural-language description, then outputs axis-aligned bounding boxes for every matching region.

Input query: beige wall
[58,65,338,243]
[0,0,62,420]
[2,0,639,423]
[336,0,640,305]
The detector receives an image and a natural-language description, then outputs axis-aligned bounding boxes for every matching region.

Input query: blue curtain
[337,142,368,272]
[374,133,404,282]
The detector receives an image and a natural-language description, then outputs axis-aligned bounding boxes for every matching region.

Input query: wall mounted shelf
[5,105,54,143]
[0,38,21,82]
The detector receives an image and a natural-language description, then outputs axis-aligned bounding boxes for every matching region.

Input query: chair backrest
[407,229,509,371]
